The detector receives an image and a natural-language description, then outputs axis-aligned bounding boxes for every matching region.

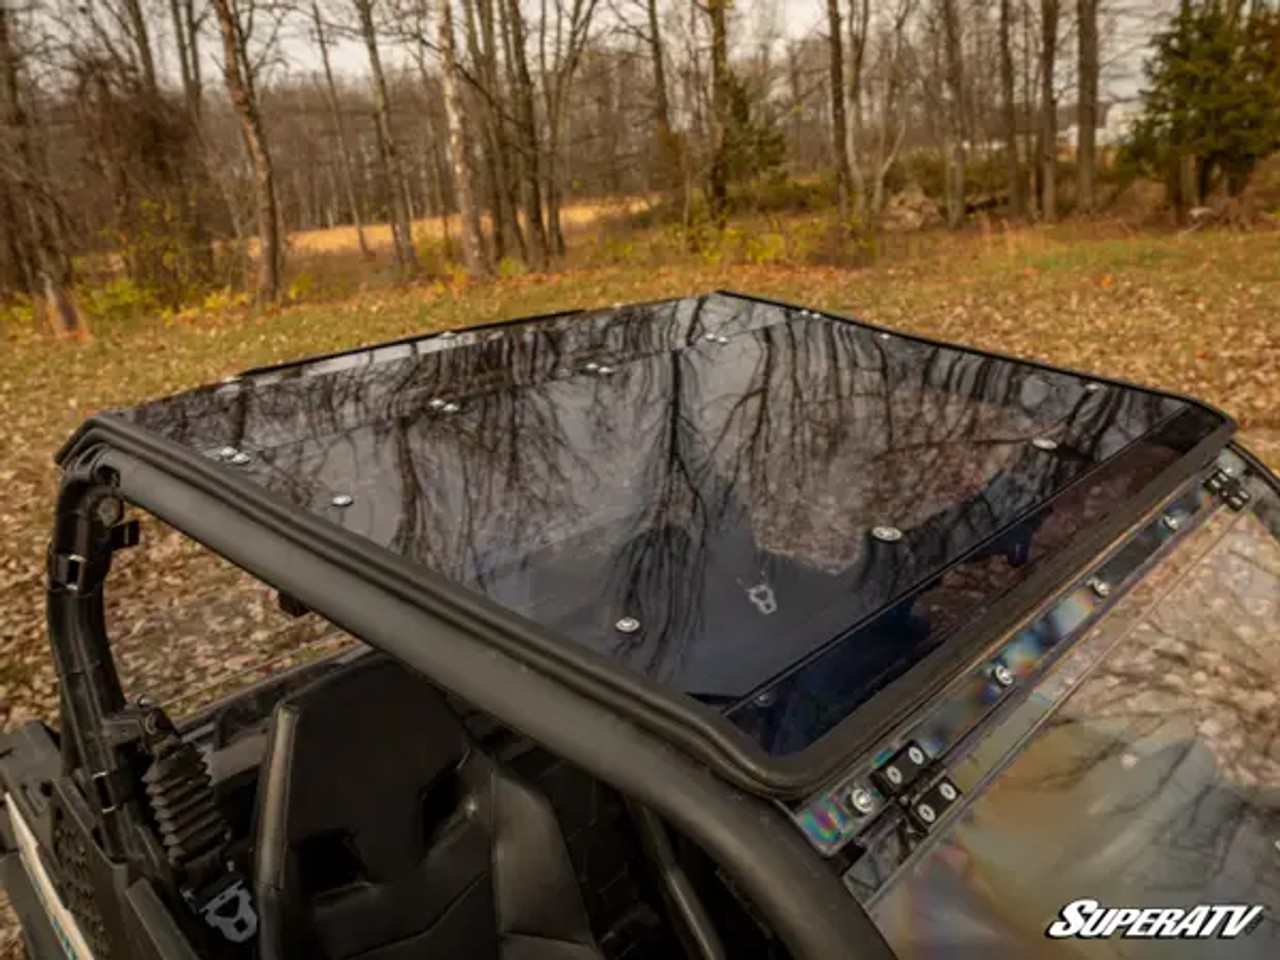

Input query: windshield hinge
[1204,469,1251,511]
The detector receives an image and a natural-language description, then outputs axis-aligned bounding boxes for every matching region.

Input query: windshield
[117,293,1223,753]
[867,467,1280,957]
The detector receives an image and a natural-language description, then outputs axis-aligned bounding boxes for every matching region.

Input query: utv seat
[252,654,604,960]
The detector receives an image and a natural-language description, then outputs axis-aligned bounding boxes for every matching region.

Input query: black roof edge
[52,290,1239,801]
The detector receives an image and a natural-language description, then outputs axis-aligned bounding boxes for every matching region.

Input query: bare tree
[503,0,549,268]
[355,0,419,272]
[169,0,204,117]
[210,0,283,303]
[705,0,729,227]
[825,0,852,221]
[312,0,371,257]
[1000,0,1025,217]
[1076,0,1098,213]
[1039,0,1059,222]
[440,0,491,275]
[0,2,85,335]
[940,0,965,227]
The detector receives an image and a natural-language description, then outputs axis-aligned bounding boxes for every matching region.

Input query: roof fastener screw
[939,782,958,802]
[917,803,937,824]
[1032,437,1058,451]
[615,616,641,634]
[992,663,1015,687]
[597,365,616,375]
[885,765,904,785]
[715,336,730,344]
[1090,578,1111,599]
[442,402,461,413]
[704,332,718,342]
[872,526,903,543]
[584,361,600,372]
[1084,382,1102,393]
[848,788,875,816]
[221,375,241,384]
[331,494,354,507]
[1163,514,1181,532]
[440,330,457,339]
[229,451,252,465]
[218,446,238,460]
[878,332,891,341]
[753,691,777,708]
[428,398,447,409]
[907,745,925,765]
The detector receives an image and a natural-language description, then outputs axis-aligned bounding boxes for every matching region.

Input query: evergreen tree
[1123,1,1280,212]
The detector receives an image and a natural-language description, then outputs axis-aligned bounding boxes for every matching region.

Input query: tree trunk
[355,0,418,273]
[503,0,549,269]
[941,0,966,228]
[706,0,729,227]
[0,3,84,334]
[1000,0,1025,217]
[1076,0,1098,214]
[313,1,371,258]
[122,0,158,93]
[210,0,282,304]
[1039,0,1059,222]
[825,0,852,221]
[440,0,491,276]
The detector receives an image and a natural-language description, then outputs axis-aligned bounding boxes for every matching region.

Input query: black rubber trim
[52,291,1238,799]
[72,449,896,960]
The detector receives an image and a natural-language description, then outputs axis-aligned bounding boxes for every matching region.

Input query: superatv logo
[1046,900,1265,939]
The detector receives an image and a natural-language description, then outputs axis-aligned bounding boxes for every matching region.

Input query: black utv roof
[58,291,1233,794]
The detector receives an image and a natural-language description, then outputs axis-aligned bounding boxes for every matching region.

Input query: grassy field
[0,218,1278,951]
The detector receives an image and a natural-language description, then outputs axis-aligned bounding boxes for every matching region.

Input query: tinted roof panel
[117,293,1211,751]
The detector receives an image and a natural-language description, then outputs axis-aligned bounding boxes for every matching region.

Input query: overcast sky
[218,0,1163,103]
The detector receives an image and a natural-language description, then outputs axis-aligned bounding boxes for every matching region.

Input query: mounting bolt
[441,401,461,413]
[1089,578,1112,599]
[428,398,447,409]
[715,335,730,344]
[1032,437,1059,451]
[907,745,926,765]
[597,365,616,375]
[584,361,600,372]
[229,451,252,466]
[992,663,1015,687]
[878,332,892,341]
[218,446,238,460]
[939,781,958,802]
[615,616,641,634]
[753,690,777,708]
[704,332,718,342]
[872,526,903,543]
[1162,514,1181,532]
[916,803,937,824]
[885,765,904,786]
[331,494,354,508]
[848,788,875,816]
[1083,382,1102,393]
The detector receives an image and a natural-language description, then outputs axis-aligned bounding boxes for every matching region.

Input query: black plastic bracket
[904,774,962,834]
[870,741,931,797]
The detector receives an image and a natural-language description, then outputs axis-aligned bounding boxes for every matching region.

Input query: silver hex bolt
[872,526,903,543]
[615,616,641,634]
[885,765,904,786]
[939,782,958,802]
[218,446,238,461]
[1032,437,1059,451]
[597,365,616,375]
[428,398,447,410]
[1090,578,1112,599]
[1084,382,1102,393]
[1163,514,1181,532]
[848,789,875,815]
[704,332,719,342]
[917,803,937,824]
[907,745,926,765]
[441,401,461,413]
[584,361,600,372]
[992,663,1015,687]
[229,451,252,466]
[331,494,354,508]
[753,690,777,708]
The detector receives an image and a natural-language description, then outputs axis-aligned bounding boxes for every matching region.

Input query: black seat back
[253,654,601,960]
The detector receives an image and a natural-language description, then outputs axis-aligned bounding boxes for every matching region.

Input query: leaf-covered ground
[0,224,1277,953]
